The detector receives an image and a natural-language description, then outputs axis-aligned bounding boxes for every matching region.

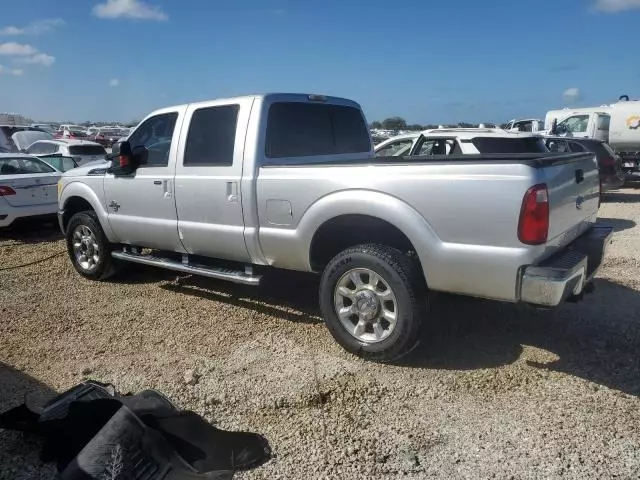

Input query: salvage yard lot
[2,189,640,479]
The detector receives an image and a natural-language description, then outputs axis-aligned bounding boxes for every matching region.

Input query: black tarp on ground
[0,380,272,479]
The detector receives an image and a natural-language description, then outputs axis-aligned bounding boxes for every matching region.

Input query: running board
[111,250,262,285]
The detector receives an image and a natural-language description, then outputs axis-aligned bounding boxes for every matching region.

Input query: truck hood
[62,159,111,177]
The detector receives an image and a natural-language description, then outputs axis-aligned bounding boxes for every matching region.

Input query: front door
[103,110,185,252]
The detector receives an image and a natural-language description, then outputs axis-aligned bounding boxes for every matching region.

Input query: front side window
[128,112,179,167]
[184,105,239,166]
[0,157,55,175]
[375,139,414,157]
[265,102,370,158]
[558,115,590,133]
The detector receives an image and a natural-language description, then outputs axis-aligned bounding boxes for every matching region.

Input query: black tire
[319,244,428,362]
[65,210,118,280]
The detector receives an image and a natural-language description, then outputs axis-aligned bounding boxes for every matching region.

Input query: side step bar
[111,250,262,286]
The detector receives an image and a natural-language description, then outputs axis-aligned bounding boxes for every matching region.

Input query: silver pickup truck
[57,93,612,361]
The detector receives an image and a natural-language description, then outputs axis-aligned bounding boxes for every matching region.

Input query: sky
[0,0,639,124]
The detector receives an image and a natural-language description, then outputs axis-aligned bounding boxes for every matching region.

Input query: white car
[374,128,549,157]
[0,154,61,227]
[24,139,107,166]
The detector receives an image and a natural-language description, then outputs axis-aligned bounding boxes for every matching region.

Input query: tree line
[370,117,490,131]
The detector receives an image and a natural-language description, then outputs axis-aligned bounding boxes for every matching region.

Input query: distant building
[0,112,32,125]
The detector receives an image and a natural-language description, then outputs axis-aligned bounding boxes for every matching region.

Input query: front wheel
[319,244,428,362]
[65,211,118,280]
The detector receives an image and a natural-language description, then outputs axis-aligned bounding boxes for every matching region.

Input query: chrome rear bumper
[520,226,613,307]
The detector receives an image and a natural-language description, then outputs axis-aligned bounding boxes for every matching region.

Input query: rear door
[174,98,253,262]
[0,157,59,207]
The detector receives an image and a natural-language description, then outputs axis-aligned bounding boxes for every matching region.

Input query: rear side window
[470,137,549,153]
[69,145,107,156]
[184,105,239,166]
[265,102,370,158]
[597,115,610,131]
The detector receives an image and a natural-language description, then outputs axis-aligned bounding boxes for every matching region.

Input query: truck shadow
[404,278,640,396]
[0,363,57,477]
[597,217,636,232]
[159,269,323,325]
[131,265,640,397]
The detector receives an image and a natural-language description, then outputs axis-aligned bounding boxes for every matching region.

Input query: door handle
[153,180,162,185]
[575,169,584,184]
[226,182,238,202]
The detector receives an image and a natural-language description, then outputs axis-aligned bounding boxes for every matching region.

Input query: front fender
[59,180,116,242]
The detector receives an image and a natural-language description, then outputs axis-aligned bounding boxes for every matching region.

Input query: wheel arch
[59,181,115,241]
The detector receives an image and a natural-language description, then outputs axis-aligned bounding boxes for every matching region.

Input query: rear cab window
[468,137,549,154]
[69,145,107,156]
[265,102,371,159]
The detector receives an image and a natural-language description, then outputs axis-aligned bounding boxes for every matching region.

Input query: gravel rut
[1,190,639,479]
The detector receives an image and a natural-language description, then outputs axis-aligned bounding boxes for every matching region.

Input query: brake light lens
[518,183,549,245]
[0,186,17,196]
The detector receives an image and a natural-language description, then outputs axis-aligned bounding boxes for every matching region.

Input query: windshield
[11,131,54,151]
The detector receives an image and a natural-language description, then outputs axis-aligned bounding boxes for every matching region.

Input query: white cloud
[593,0,640,12]
[563,87,581,103]
[19,53,55,66]
[0,18,65,36]
[109,78,120,87]
[0,42,38,56]
[92,0,168,21]
[0,65,24,76]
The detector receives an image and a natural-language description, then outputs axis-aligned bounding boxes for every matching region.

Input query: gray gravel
[1,188,640,479]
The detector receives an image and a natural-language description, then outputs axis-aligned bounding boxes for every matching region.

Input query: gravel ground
[1,187,640,479]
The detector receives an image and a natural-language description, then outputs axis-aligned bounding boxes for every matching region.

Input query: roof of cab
[153,93,362,114]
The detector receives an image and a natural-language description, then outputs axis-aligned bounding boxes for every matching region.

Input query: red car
[91,129,123,147]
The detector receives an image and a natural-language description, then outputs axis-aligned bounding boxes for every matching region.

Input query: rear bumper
[519,226,613,307]
[0,202,58,228]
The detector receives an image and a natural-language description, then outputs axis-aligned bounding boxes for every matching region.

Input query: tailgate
[1,173,59,207]
[542,153,599,248]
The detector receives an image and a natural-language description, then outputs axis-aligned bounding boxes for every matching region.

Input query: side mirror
[107,141,136,176]
[556,124,567,134]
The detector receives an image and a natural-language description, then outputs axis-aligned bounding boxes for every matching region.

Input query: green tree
[370,120,383,129]
[382,117,407,131]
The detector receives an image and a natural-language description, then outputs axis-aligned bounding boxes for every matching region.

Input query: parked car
[25,139,107,166]
[0,125,49,153]
[0,153,61,227]
[90,128,124,148]
[544,137,625,191]
[55,125,89,140]
[57,93,612,361]
[374,128,549,156]
[30,123,58,134]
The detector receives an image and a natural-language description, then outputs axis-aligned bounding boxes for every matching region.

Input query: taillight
[518,183,549,245]
[0,186,17,196]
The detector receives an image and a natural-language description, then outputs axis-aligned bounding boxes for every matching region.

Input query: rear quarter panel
[256,161,544,301]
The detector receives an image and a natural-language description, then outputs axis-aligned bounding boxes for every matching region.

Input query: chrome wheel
[333,268,398,343]
[72,225,100,272]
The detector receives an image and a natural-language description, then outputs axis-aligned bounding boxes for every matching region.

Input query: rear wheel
[65,211,118,280]
[319,244,428,362]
